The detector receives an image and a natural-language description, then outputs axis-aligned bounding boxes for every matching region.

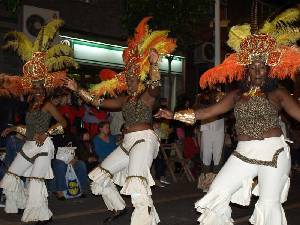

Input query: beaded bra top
[25,110,51,140]
[234,96,280,139]
[122,99,152,129]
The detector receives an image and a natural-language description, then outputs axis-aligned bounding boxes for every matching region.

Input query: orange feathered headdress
[99,69,117,81]
[200,7,300,89]
[90,17,176,97]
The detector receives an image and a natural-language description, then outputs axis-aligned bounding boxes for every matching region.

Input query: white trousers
[201,129,224,167]
[0,137,54,222]
[89,130,160,225]
[195,136,291,225]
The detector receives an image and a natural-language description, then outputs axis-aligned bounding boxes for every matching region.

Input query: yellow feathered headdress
[200,7,300,89]
[0,19,78,96]
[90,17,176,97]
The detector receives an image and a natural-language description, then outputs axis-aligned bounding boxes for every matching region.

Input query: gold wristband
[16,126,26,136]
[78,89,95,104]
[47,124,64,136]
[150,64,160,81]
[146,80,162,89]
[173,109,196,125]
[97,97,105,109]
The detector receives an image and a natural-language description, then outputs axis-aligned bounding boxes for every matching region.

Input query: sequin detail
[122,99,152,128]
[120,139,145,155]
[25,110,51,141]
[97,166,113,179]
[234,96,280,139]
[232,148,284,168]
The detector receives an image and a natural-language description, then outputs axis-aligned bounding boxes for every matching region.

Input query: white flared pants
[89,130,160,225]
[195,136,291,225]
[0,137,54,222]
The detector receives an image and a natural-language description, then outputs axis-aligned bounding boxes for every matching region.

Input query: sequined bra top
[122,99,153,128]
[234,96,280,139]
[25,110,51,140]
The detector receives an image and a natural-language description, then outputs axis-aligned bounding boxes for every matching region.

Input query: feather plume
[227,24,251,51]
[133,16,151,44]
[140,30,170,52]
[99,69,117,81]
[0,74,24,96]
[33,19,64,52]
[260,8,299,34]
[46,44,73,58]
[269,46,300,80]
[46,56,78,72]
[2,31,33,61]
[260,8,300,46]
[199,54,245,89]
[90,74,127,97]
[270,24,300,45]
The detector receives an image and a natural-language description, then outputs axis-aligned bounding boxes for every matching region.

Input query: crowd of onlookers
[0,89,300,204]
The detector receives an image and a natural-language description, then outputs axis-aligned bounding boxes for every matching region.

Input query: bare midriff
[237,127,282,141]
[124,122,153,134]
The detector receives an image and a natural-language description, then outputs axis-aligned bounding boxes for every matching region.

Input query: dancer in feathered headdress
[200,7,300,88]
[0,19,77,225]
[65,17,176,225]
[155,3,300,225]
[0,19,78,96]
[89,16,176,97]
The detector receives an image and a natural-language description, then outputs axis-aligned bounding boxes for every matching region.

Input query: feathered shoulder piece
[1,19,78,96]
[90,17,176,97]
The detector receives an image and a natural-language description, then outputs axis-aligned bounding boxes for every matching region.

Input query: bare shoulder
[118,95,128,104]
[225,89,240,102]
[270,88,291,100]
[43,101,56,112]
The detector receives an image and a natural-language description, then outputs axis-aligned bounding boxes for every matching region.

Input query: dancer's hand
[1,127,14,137]
[35,133,48,147]
[149,48,159,65]
[64,77,78,92]
[154,109,174,120]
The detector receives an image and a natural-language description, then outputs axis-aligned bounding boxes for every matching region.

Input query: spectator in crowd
[198,89,225,192]
[153,120,169,187]
[92,121,117,161]
[83,104,108,138]
[48,129,89,200]
[77,128,98,172]
[109,111,125,141]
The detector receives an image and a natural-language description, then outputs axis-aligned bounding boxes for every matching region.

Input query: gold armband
[173,109,196,125]
[146,80,162,89]
[16,126,26,136]
[47,124,64,136]
[78,89,95,104]
[150,63,160,81]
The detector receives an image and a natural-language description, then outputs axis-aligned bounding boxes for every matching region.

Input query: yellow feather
[275,28,300,45]
[2,31,33,61]
[140,30,169,52]
[46,44,73,58]
[33,19,64,52]
[46,56,78,72]
[227,24,251,51]
[260,8,300,35]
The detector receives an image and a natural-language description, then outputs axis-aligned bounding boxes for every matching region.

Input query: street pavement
[1,172,300,225]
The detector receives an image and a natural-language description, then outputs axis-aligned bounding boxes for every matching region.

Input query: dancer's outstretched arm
[155,90,239,125]
[64,78,127,111]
